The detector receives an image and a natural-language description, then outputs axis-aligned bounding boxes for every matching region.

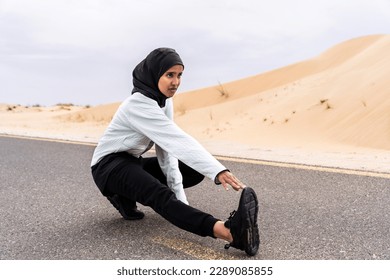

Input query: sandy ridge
[1,34,389,173]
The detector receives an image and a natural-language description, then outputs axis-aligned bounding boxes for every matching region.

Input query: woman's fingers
[218,171,246,191]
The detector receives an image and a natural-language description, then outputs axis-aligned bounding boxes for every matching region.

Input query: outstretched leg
[93,153,217,237]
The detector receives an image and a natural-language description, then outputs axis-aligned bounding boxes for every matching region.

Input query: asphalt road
[1,135,389,260]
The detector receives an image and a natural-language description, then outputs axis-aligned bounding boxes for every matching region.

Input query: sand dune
[173,35,386,109]
[57,103,119,123]
[173,34,390,151]
[1,34,389,171]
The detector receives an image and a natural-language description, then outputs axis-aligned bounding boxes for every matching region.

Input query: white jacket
[91,92,226,204]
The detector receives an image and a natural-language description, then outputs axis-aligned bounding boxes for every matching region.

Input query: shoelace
[225,210,236,229]
[227,210,236,221]
[224,210,237,250]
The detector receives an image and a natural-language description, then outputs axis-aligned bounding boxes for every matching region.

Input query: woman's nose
[172,77,179,85]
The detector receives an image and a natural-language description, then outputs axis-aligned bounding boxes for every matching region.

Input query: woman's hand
[217,170,246,191]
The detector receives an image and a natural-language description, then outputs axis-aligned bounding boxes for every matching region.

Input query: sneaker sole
[240,187,260,256]
[107,196,144,220]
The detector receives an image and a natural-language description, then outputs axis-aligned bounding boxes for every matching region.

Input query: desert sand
[1,34,389,173]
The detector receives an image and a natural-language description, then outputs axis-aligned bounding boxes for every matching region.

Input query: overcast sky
[1,0,389,106]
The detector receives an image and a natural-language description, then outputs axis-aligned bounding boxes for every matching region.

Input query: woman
[91,48,259,256]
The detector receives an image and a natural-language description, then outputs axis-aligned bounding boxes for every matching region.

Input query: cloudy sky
[1,0,389,106]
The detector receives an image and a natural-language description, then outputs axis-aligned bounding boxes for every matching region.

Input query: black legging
[140,156,205,189]
[91,152,219,238]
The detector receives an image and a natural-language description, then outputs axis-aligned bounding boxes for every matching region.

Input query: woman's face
[158,64,184,98]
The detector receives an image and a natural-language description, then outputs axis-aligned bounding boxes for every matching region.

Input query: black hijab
[132,48,184,107]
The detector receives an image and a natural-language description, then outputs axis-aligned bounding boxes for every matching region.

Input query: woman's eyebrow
[166,71,182,74]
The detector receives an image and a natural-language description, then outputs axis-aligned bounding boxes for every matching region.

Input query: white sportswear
[91,92,227,204]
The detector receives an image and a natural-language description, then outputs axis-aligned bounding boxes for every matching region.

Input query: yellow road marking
[2,133,389,179]
[0,133,96,146]
[215,155,390,179]
[152,236,238,260]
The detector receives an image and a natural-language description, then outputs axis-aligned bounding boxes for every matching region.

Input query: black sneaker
[224,187,259,256]
[107,194,145,220]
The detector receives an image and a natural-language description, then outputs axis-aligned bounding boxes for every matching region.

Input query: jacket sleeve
[155,143,188,203]
[155,100,188,204]
[127,95,227,183]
